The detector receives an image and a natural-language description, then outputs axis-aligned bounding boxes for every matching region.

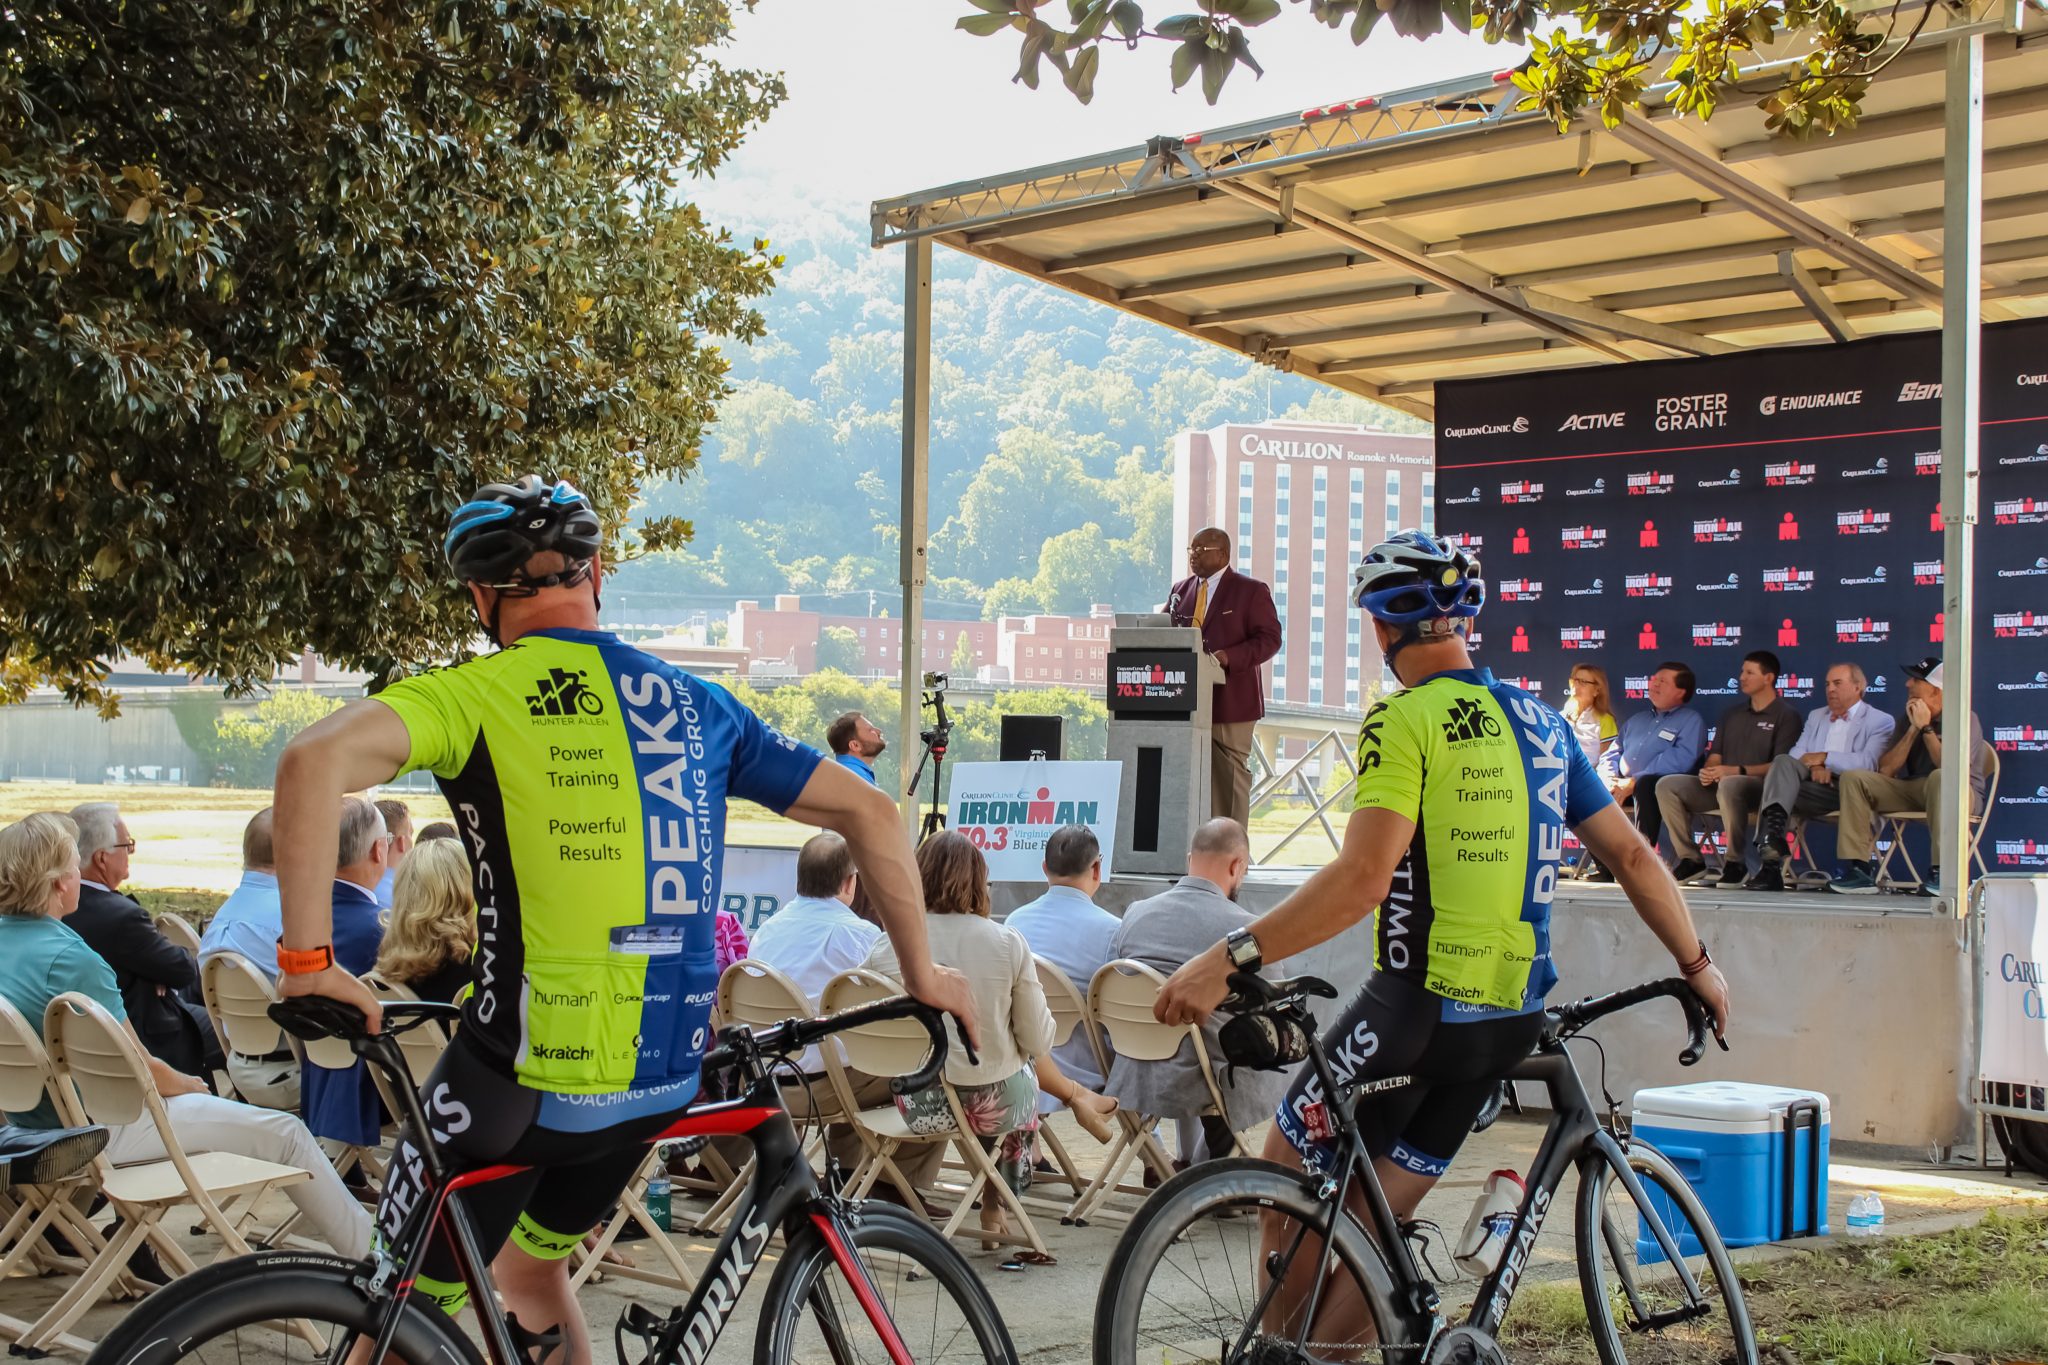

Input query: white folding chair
[154,912,201,956]
[566,1145,700,1294]
[35,993,318,1351]
[1067,960,1220,1226]
[201,952,306,1108]
[1029,957,1104,1203]
[1874,748,2001,891]
[822,970,1050,1259]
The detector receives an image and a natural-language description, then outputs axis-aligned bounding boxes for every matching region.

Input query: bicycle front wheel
[1093,1157,1413,1365]
[85,1250,481,1365]
[1576,1138,1759,1365]
[754,1203,1018,1365]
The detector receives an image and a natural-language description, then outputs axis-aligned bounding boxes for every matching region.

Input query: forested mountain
[612,200,1424,622]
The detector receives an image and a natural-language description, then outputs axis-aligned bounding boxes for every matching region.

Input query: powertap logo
[1760,389,1862,415]
[1696,468,1742,490]
[1913,560,1945,586]
[1835,617,1890,644]
[1763,567,1815,593]
[1561,525,1606,550]
[1623,674,1651,700]
[1499,577,1543,602]
[1994,497,2048,526]
[1993,610,2048,639]
[1565,477,1607,498]
[1898,381,1942,402]
[1558,411,1624,432]
[1500,479,1545,503]
[1839,565,1888,587]
[1626,471,1674,496]
[525,668,605,721]
[1626,572,1672,597]
[1444,486,1485,506]
[1997,557,2048,579]
[1993,726,2048,753]
[1693,518,1742,544]
[1842,456,1891,480]
[1765,460,1817,487]
[1695,572,1741,593]
[1691,622,1742,647]
[1442,417,1529,438]
[1915,450,1943,475]
[1559,626,1606,651]
[1655,393,1729,430]
[1995,839,2048,869]
[1562,578,1604,598]
[1837,509,1891,535]
[1999,444,2048,469]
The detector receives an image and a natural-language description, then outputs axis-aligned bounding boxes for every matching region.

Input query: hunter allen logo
[526,668,605,719]
[1440,697,1502,743]
[1763,567,1814,593]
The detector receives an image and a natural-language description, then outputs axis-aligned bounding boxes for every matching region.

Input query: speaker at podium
[1103,624,1223,875]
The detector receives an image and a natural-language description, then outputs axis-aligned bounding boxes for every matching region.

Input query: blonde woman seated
[862,830,1117,1262]
[373,838,477,1003]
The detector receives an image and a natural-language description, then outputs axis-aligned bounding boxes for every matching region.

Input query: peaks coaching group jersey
[373,628,822,1126]
[1354,667,1612,1018]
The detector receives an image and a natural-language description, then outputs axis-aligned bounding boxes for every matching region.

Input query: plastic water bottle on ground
[645,1148,673,1233]
[1845,1192,1872,1237]
[1864,1192,1884,1237]
[1454,1169,1526,1276]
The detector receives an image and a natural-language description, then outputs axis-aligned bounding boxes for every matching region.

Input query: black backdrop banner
[1436,318,2048,873]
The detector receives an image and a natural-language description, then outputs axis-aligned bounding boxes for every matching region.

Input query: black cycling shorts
[375,1034,689,1313]
[1274,973,1544,1178]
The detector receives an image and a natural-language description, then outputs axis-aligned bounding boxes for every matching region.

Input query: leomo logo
[526,668,604,718]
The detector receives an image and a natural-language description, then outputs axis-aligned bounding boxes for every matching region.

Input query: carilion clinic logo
[1996,951,2046,1019]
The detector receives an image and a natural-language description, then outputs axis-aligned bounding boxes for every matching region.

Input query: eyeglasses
[112,839,137,853]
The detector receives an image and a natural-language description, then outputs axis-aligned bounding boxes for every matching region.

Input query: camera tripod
[905,677,952,841]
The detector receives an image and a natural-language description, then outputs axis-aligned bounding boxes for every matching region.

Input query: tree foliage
[959,0,1951,138]
[1,1,784,712]
[816,628,865,674]
[171,689,343,787]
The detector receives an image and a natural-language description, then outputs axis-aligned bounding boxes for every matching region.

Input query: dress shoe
[1669,858,1709,885]
[1716,863,1748,888]
[1743,864,1785,892]
[0,1123,107,1190]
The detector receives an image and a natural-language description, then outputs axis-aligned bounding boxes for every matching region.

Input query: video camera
[920,671,952,749]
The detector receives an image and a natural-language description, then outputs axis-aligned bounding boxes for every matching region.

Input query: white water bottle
[1845,1192,1872,1237]
[1454,1169,1526,1275]
[1864,1192,1884,1237]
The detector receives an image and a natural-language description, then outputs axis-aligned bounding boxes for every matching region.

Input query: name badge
[1658,728,1678,742]
[611,925,684,957]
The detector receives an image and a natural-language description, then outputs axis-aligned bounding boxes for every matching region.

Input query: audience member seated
[197,807,301,1108]
[1562,664,1620,769]
[714,907,751,976]
[373,838,477,1003]
[372,798,415,910]
[416,821,459,843]
[1104,818,1286,1166]
[864,831,1116,1256]
[301,798,392,1152]
[64,801,221,1078]
[1748,662,1894,891]
[1586,662,1704,882]
[1656,650,1801,888]
[1826,657,1994,898]
[0,812,370,1258]
[1004,824,1119,1110]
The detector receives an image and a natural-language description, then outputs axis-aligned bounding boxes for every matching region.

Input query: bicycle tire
[85,1249,481,1365]
[1575,1139,1759,1365]
[754,1203,1019,1365]
[1092,1157,1414,1365]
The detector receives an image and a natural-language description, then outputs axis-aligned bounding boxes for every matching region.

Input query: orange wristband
[276,940,336,977]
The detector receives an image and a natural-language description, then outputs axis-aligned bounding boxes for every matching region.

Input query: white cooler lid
[1631,1081,1831,1132]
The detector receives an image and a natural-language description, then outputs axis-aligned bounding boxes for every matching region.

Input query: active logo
[1500,479,1545,503]
[1993,610,2048,640]
[1693,517,1742,544]
[1499,577,1543,602]
[1559,626,1606,651]
[1626,572,1673,598]
[1836,509,1891,535]
[1441,697,1503,744]
[1835,617,1890,644]
[525,667,605,718]
[1763,567,1815,593]
[1765,460,1817,486]
[1691,622,1742,647]
[1626,471,1674,496]
[1558,411,1625,432]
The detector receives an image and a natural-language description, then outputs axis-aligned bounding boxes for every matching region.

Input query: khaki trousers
[1210,721,1255,829]
[1655,773,1764,866]
[1835,769,1972,866]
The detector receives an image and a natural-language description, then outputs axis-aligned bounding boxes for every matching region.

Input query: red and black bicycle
[88,995,1018,1365]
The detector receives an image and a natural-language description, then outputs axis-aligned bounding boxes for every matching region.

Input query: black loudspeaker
[999,714,1064,763]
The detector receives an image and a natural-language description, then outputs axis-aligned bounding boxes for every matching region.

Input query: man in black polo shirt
[1656,650,1802,887]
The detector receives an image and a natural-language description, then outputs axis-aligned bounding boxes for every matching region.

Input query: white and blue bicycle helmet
[1352,530,1484,665]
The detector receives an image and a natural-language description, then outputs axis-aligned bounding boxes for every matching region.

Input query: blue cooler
[1630,1081,1830,1261]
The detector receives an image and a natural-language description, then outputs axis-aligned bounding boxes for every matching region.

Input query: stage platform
[993,868,1972,1153]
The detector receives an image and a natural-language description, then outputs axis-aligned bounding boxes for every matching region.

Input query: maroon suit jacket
[1166,568,1283,725]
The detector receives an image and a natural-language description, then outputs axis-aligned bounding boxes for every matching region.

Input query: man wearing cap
[1825,657,1993,896]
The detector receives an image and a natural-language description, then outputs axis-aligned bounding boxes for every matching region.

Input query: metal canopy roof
[872,14,2046,422]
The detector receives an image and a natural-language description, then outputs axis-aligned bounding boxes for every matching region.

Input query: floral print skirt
[893,1066,1039,1196]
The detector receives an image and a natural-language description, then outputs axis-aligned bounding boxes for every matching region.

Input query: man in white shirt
[1005,825,1118,1108]
[1750,662,1895,890]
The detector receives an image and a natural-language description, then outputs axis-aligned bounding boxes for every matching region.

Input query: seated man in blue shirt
[826,711,886,785]
[1004,825,1119,1109]
[299,798,390,1153]
[197,808,302,1109]
[1586,661,1704,881]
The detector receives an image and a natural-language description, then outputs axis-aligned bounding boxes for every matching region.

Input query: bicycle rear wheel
[754,1203,1018,1365]
[84,1250,480,1365]
[1092,1158,1412,1365]
[1575,1139,1759,1365]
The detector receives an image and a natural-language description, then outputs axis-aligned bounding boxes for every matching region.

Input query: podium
[1105,625,1224,875]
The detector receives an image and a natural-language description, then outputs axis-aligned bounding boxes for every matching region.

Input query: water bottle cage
[616,1301,684,1365]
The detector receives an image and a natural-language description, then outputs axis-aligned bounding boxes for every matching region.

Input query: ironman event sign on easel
[947,760,1122,881]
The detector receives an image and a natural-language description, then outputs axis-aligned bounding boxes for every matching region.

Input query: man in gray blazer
[1104,818,1291,1164]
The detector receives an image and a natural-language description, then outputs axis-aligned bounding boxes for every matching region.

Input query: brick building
[992,606,1115,688]
[729,597,996,678]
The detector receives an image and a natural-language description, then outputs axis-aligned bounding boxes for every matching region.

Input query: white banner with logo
[947,761,1123,881]
[1981,876,2048,1089]
[720,845,801,932]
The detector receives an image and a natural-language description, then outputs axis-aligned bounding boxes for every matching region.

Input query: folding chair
[35,993,319,1351]
[1029,957,1105,1204]
[0,998,140,1355]
[566,1144,700,1294]
[357,972,448,1120]
[1874,749,2001,891]
[154,913,201,956]
[202,951,303,1109]
[1067,960,1224,1226]
[821,970,1050,1260]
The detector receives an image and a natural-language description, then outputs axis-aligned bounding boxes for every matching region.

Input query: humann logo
[1441,698,1502,744]
[526,667,604,717]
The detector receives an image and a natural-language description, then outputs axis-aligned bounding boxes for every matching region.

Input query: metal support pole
[898,238,935,829]
[1937,33,1982,915]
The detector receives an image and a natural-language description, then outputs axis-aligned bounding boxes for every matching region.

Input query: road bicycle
[90,994,1018,1365]
[1093,972,1757,1365]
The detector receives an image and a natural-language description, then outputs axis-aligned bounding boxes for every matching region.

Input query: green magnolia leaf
[1111,1,1147,37]
[968,0,1015,12]
[1155,14,1213,39]
[1170,36,1204,88]
[1200,45,1232,101]
[1350,1,1383,41]
[957,12,1015,34]
[1065,44,1103,102]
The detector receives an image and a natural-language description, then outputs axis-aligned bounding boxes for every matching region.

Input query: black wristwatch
[1224,927,1263,973]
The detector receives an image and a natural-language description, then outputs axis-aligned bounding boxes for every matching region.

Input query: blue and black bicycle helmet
[1352,530,1484,667]
[444,476,602,588]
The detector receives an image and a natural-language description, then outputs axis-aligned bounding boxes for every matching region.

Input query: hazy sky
[707,3,1526,208]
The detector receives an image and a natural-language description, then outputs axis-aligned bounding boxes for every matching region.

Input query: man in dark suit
[64,801,222,1078]
[301,797,392,1151]
[1167,527,1283,827]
